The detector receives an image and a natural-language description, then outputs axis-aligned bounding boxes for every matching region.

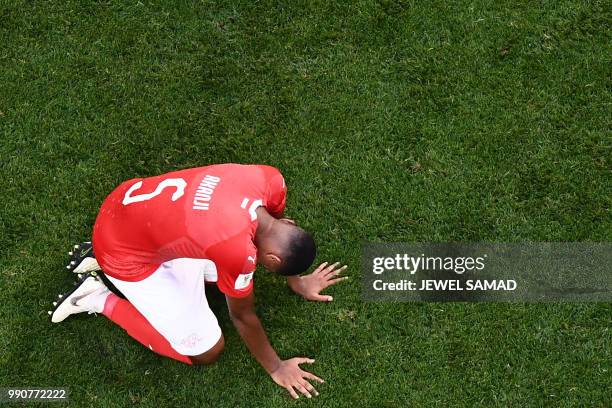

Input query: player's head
[275,225,317,276]
[257,218,316,276]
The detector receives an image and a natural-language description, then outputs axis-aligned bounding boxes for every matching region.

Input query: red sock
[102,293,192,365]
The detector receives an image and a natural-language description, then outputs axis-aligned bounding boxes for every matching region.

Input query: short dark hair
[277,228,316,276]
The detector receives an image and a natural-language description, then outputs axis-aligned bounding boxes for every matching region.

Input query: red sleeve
[259,166,287,218]
[206,234,257,298]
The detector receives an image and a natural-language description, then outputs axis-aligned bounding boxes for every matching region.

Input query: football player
[49,164,347,399]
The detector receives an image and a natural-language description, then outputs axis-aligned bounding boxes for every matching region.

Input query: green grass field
[1,0,610,406]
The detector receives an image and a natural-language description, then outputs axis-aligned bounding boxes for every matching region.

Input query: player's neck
[254,207,274,243]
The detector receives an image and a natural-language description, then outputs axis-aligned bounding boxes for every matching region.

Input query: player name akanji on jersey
[193,175,221,210]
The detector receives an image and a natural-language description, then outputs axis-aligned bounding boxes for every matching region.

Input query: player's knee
[189,334,225,366]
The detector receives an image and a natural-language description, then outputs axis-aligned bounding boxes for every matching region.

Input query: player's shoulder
[253,164,283,178]
[168,163,282,181]
[217,163,282,177]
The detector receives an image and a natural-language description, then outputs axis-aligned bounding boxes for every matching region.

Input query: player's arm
[226,292,324,399]
[287,262,349,302]
[226,292,280,373]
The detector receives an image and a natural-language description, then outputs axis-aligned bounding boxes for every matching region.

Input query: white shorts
[107,258,221,356]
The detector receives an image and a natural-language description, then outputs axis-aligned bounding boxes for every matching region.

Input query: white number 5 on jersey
[122,178,187,205]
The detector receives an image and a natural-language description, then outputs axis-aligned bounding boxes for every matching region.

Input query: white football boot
[66,241,101,274]
[48,272,110,323]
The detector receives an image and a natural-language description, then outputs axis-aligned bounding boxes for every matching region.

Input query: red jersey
[92,164,287,298]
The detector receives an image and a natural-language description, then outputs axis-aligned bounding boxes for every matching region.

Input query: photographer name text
[371,254,516,292]
[372,279,517,291]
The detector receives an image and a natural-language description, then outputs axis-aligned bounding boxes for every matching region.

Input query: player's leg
[101,293,195,364]
[49,272,194,364]
[106,258,224,365]
[185,333,225,365]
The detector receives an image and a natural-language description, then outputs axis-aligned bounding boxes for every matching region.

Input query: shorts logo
[234,272,254,290]
[180,333,204,349]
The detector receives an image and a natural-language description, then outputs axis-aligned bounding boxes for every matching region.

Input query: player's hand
[288,262,348,302]
[270,358,324,399]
